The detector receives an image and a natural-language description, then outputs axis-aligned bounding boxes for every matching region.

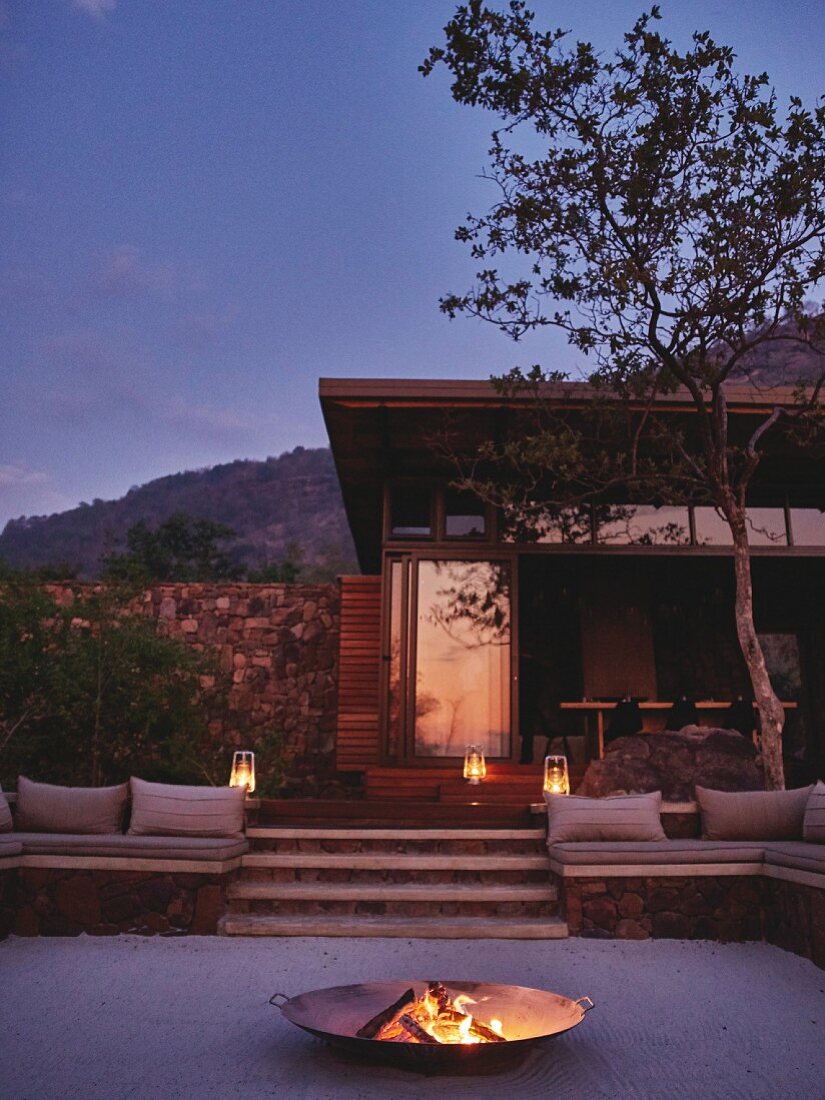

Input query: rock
[577,728,763,800]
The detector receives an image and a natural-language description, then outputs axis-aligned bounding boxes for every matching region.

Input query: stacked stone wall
[45,581,342,793]
[146,582,339,752]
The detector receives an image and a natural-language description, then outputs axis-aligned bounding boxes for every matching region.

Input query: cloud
[70,0,117,20]
[93,245,176,298]
[0,464,73,527]
[155,397,256,439]
[0,464,48,488]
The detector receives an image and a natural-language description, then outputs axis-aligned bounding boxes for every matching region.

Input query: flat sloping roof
[319,377,821,572]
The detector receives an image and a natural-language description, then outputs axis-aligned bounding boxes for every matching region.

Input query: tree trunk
[729,512,786,790]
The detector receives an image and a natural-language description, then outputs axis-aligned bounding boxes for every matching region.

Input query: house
[320,377,825,795]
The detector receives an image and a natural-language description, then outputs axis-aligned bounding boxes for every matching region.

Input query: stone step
[217,913,569,939]
[228,881,556,902]
[241,853,549,872]
[246,827,546,840]
[226,880,557,919]
[245,830,547,856]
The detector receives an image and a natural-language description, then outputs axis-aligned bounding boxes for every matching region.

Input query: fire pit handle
[575,996,595,1013]
[269,992,290,1008]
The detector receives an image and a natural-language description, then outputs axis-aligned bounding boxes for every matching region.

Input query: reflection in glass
[745,508,787,546]
[502,505,591,544]
[390,486,431,537]
[445,489,486,537]
[414,561,511,758]
[386,561,404,759]
[694,507,733,545]
[790,508,825,546]
[597,505,690,545]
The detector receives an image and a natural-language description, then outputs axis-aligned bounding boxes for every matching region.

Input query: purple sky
[1,0,823,527]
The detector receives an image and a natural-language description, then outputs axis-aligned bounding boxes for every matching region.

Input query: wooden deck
[257,763,583,829]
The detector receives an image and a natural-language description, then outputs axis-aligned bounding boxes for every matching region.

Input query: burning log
[361,983,508,1045]
[398,1014,439,1044]
[356,987,416,1039]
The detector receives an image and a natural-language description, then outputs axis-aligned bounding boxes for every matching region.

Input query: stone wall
[4,868,228,937]
[46,581,342,794]
[146,582,339,760]
[562,874,766,942]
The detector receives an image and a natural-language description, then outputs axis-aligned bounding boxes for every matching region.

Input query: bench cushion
[696,784,812,841]
[16,776,129,834]
[763,841,825,876]
[128,777,245,838]
[0,834,22,858]
[548,839,767,866]
[15,832,248,861]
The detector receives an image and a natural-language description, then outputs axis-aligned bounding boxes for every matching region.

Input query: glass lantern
[463,745,487,785]
[229,750,256,794]
[543,754,570,795]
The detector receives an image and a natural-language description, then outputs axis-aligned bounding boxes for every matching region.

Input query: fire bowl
[270,980,594,1075]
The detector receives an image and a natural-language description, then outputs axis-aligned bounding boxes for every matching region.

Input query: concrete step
[246,827,546,840]
[228,881,557,902]
[217,913,569,939]
[241,853,549,871]
[245,827,548,856]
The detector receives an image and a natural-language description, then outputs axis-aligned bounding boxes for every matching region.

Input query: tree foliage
[0,580,227,788]
[424,3,825,788]
[102,512,242,583]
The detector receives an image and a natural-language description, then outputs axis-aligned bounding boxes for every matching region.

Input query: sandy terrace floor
[1,934,824,1100]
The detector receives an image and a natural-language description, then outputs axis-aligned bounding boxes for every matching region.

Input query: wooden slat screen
[336,575,382,771]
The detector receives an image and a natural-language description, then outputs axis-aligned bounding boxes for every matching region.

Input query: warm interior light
[543,754,570,795]
[229,750,256,794]
[463,744,486,784]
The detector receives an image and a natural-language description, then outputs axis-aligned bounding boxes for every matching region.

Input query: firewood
[398,1013,439,1044]
[356,988,416,1038]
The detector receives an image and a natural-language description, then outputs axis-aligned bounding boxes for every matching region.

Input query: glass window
[414,560,511,758]
[502,505,591,544]
[745,508,787,546]
[790,508,825,546]
[597,505,691,545]
[390,486,431,538]
[693,507,733,546]
[445,489,486,538]
[386,561,404,759]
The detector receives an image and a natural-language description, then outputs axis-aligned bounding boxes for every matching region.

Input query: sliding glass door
[383,556,513,761]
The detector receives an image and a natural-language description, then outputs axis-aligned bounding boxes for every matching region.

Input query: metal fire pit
[270,980,594,1074]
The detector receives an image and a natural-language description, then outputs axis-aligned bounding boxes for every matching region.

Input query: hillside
[0,447,358,580]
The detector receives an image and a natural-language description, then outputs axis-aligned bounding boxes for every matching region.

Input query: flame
[372,983,507,1045]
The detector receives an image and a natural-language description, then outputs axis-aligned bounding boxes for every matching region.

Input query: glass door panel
[413,560,511,758]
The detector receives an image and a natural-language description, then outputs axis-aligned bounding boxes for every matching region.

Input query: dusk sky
[2,0,823,527]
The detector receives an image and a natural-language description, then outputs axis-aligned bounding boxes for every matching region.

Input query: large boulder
[576,726,764,801]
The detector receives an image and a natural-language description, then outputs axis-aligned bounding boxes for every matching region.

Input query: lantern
[229,750,256,794]
[463,745,487,785]
[543,754,570,796]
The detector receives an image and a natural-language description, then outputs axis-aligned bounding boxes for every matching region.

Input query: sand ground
[1,934,824,1100]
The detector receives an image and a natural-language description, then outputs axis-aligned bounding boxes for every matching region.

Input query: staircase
[218,825,567,939]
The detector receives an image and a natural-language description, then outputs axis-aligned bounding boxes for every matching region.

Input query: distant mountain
[732,322,825,387]
[0,446,358,580]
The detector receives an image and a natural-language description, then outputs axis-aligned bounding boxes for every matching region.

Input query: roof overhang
[319,377,820,573]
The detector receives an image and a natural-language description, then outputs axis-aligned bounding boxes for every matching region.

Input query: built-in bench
[0,784,250,938]
[549,836,825,968]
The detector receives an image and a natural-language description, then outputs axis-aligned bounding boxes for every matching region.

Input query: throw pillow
[128,777,245,838]
[696,784,813,841]
[803,781,825,843]
[0,785,12,832]
[545,790,666,843]
[15,775,128,834]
